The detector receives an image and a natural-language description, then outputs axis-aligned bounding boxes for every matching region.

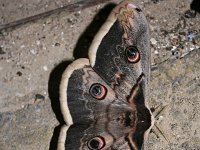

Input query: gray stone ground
[0,0,200,149]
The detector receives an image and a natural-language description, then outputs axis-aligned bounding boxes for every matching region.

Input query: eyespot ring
[87,136,105,150]
[89,83,107,100]
[126,46,140,63]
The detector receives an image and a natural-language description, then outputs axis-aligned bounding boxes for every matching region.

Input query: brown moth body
[58,0,154,150]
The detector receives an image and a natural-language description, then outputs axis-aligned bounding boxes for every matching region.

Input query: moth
[58,0,154,149]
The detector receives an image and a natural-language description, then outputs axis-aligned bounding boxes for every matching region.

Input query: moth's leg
[150,105,171,146]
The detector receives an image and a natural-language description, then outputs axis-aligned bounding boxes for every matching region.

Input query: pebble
[171,46,177,51]
[187,31,196,42]
[154,50,159,54]
[20,45,25,48]
[0,47,6,54]
[150,38,157,45]
[35,94,45,102]
[30,49,37,55]
[159,116,164,120]
[184,10,196,18]
[43,65,48,71]
[36,40,40,45]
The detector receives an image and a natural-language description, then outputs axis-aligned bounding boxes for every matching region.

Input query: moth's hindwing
[59,58,147,150]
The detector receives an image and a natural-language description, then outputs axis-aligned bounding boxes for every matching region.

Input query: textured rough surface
[149,49,200,150]
[0,0,77,24]
[0,0,200,150]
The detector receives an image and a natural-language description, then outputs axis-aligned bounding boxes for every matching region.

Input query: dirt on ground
[0,0,200,150]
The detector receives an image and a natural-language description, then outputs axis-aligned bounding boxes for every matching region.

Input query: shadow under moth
[58,0,154,149]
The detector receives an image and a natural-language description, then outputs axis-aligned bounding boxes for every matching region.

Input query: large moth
[58,0,154,149]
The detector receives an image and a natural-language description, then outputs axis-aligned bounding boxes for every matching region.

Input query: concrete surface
[0,0,200,149]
